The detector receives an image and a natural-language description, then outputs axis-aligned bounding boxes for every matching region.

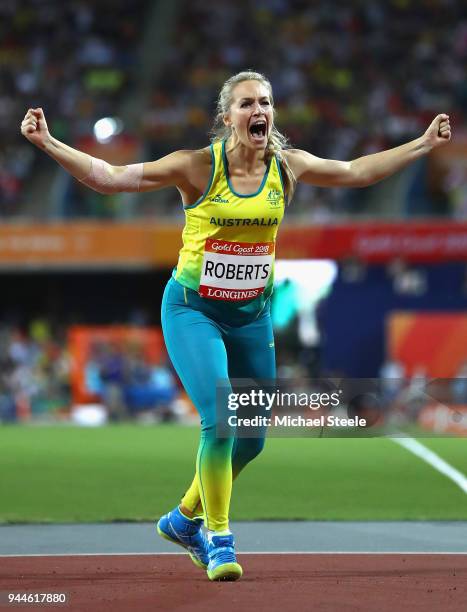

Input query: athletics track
[0,522,466,611]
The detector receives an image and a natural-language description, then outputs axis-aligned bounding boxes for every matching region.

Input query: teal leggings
[161,277,275,531]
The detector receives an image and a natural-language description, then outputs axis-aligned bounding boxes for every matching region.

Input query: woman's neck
[225,136,266,174]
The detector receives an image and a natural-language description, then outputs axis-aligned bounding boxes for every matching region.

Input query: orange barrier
[68,325,165,403]
[0,221,466,268]
[0,223,180,268]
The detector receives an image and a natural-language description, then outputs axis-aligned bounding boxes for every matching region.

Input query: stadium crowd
[0,320,70,422]
[1,305,465,425]
[0,0,149,215]
[1,0,465,218]
[0,321,180,423]
[145,0,467,217]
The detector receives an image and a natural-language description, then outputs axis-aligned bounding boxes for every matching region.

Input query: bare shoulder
[282,148,314,163]
[282,148,355,188]
[179,147,212,189]
[162,147,211,179]
[144,147,210,172]
[184,146,212,172]
[140,146,211,192]
[283,148,305,158]
[282,148,318,177]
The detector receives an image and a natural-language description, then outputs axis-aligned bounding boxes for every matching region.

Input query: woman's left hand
[424,114,451,149]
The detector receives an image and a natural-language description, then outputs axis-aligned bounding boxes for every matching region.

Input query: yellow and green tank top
[173,140,285,305]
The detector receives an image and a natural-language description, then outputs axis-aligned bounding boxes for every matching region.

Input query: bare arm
[21,108,92,180]
[139,150,197,193]
[285,114,451,188]
[21,107,193,194]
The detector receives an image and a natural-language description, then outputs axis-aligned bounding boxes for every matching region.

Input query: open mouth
[249,120,267,141]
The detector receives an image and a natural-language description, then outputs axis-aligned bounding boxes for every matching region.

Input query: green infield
[0,425,465,523]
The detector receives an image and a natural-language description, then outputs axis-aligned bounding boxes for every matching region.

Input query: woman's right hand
[20,108,50,148]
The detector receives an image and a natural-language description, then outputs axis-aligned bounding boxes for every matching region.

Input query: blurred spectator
[84,340,178,421]
[0,0,149,215]
[143,0,466,217]
[387,258,427,296]
[97,342,127,421]
[379,358,405,407]
[0,320,181,424]
[341,256,367,283]
[0,321,70,422]
[452,361,467,404]
[1,0,465,219]
[125,351,178,420]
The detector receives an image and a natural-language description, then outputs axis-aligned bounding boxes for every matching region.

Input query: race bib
[199,238,274,301]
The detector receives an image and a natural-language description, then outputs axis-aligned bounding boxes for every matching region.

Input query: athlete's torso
[174,140,285,308]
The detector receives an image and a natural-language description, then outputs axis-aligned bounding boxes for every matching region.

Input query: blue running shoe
[156,506,209,569]
[207,533,243,581]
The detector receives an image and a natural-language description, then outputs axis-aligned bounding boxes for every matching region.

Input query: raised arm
[285,114,451,188]
[21,107,193,195]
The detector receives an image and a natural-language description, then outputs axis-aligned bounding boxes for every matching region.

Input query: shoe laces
[209,536,236,564]
[210,546,236,565]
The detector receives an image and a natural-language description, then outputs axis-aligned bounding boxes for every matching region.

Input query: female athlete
[21,70,451,581]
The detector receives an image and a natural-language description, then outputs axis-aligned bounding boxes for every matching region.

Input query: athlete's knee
[201,424,234,454]
[248,437,266,460]
[236,437,265,463]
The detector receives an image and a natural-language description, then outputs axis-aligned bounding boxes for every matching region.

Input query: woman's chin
[247,134,267,148]
[230,134,268,151]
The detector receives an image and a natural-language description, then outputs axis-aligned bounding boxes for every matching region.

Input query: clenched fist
[20,108,50,149]
[424,114,451,149]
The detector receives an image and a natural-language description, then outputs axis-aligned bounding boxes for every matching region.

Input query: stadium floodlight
[93,117,123,143]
